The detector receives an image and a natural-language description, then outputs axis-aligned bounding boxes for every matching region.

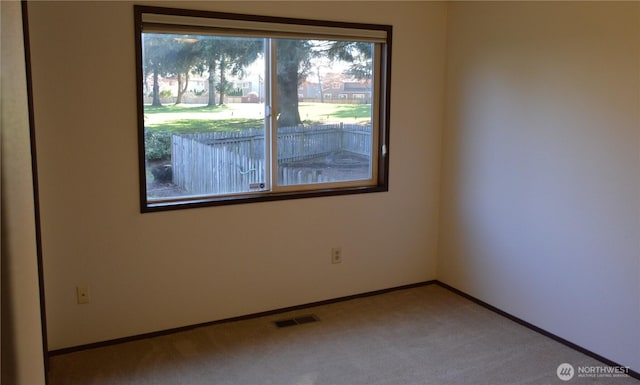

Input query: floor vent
[274,314,319,328]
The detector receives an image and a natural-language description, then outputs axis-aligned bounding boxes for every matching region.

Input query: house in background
[300,73,372,103]
[3,2,639,385]
[143,74,260,105]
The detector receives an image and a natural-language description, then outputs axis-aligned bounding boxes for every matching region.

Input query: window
[135,6,392,211]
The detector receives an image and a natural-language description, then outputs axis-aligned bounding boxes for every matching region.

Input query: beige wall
[440,2,640,371]
[26,1,446,350]
[1,1,47,384]
[18,0,640,378]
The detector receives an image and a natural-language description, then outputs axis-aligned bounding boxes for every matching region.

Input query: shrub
[151,164,172,183]
[145,130,172,161]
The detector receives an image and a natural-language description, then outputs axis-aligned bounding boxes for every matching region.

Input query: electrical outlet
[76,286,90,304]
[331,247,342,264]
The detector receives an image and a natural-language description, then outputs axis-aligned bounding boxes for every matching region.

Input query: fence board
[171,124,371,195]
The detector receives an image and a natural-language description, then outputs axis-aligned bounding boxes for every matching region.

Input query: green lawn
[144,104,228,114]
[144,102,371,133]
[145,118,262,132]
[299,103,371,123]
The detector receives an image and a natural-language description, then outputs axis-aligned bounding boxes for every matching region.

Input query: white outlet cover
[76,286,90,304]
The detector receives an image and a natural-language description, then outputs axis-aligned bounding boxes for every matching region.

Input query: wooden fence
[171,124,371,195]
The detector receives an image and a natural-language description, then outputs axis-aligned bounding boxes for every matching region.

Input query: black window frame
[134,5,392,212]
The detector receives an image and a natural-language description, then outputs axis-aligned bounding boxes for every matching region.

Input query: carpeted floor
[48,284,638,385]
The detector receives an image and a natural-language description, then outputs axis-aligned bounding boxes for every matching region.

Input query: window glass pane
[275,39,374,187]
[142,33,266,201]
[136,6,390,210]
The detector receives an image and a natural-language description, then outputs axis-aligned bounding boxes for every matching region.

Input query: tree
[322,41,373,80]
[275,40,372,127]
[164,36,200,105]
[276,39,313,127]
[143,34,206,107]
[216,38,262,105]
[194,36,221,106]
[215,66,233,105]
[217,53,230,105]
[142,34,173,107]
[194,37,262,106]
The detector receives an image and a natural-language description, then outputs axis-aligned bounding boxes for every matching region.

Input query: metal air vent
[274,314,319,328]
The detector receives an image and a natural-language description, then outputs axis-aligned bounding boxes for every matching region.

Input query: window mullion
[267,38,279,192]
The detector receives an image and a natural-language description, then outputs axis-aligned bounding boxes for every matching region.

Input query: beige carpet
[48,285,638,385]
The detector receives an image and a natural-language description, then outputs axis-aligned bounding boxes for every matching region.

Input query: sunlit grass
[299,103,371,123]
[144,104,228,114]
[146,118,263,132]
[144,102,371,133]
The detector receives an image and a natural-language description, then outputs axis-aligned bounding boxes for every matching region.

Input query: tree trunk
[218,57,226,105]
[277,66,301,127]
[317,67,324,103]
[151,66,162,107]
[175,72,189,105]
[207,59,216,107]
[175,73,183,105]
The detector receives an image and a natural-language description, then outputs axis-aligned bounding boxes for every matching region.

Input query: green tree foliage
[163,36,201,105]
[276,40,372,127]
[321,41,373,80]
[216,38,262,105]
[145,35,262,108]
[194,37,262,106]
[193,36,223,106]
[276,39,313,127]
[142,34,173,107]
